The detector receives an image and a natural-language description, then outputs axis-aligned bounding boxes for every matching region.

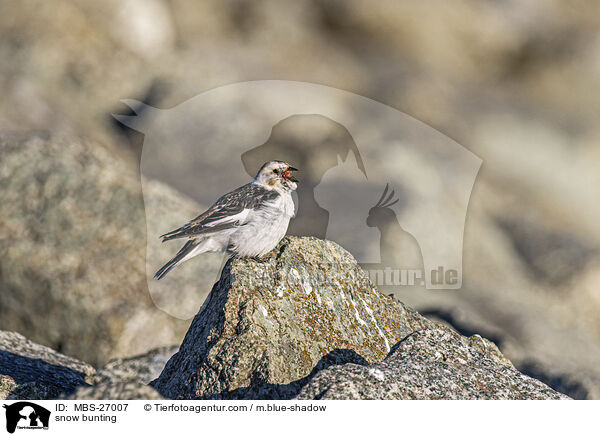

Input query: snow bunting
[154,160,298,279]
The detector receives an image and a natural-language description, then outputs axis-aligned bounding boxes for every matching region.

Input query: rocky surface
[0,331,95,400]
[95,346,179,385]
[152,237,562,400]
[0,329,171,400]
[67,383,164,400]
[0,133,212,366]
[296,328,568,400]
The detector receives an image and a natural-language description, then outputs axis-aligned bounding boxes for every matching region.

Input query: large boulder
[0,330,95,400]
[152,237,557,400]
[0,133,214,366]
[296,328,568,400]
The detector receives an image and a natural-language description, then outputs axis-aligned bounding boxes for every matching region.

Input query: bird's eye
[273,169,279,174]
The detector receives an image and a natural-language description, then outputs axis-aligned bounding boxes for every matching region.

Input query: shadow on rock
[0,350,90,400]
[212,349,369,400]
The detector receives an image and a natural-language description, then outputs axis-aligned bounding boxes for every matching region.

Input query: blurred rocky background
[0,0,599,399]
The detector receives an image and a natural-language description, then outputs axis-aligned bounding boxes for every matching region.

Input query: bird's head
[254,160,299,191]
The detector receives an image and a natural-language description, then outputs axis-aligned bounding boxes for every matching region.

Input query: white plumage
[154,160,298,279]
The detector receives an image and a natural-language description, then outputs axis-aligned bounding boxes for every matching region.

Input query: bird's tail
[154,239,201,280]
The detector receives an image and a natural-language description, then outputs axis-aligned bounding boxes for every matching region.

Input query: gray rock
[0,330,96,400]
[67,383,164,400]
[0,133,208,366]
[152,236,510,399]
[296,328,568,400]
[95,346,179,385]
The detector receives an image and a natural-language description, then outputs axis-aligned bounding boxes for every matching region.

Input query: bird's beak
[283,167,299,183]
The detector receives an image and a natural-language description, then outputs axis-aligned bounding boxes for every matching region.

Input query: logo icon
[3,402,50,433]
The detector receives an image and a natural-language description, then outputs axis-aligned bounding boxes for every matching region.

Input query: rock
[0,329,171,400]
[0,376,18,400]
[0,330,95,400]
[0,133,211,366]
[95,345,179,385]
[152,236,512,399]
[67,383,164,400]
[296,329,568,400]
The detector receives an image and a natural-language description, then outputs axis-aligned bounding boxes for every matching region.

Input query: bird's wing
[160,183,279,241]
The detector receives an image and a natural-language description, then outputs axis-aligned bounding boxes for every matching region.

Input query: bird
[154,160,299,280]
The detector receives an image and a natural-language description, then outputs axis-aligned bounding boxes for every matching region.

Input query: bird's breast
[262,192,295,217]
